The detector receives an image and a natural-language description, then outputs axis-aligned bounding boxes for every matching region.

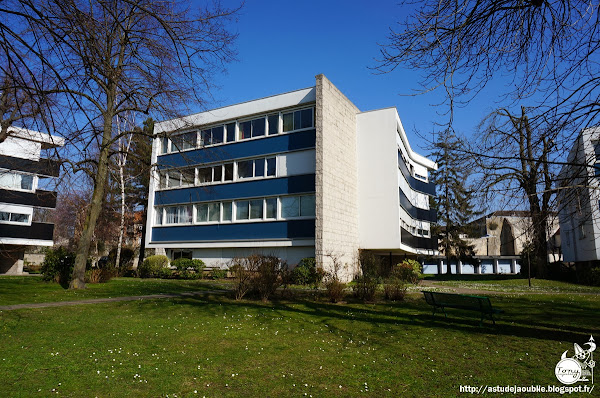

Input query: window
[196,202,220,223]
[197,167,213,184]
[224,163,234,181]
[237,160,253,179]
[266,158,276,176]
[226,123,236,142]
[222,202,232,221]
[171,132,196,151]
[265,198,277,219]
[155,208,163,225]
[161,137,169,154]
[268,114,279,135]
[166,205,192,224]
[255,159,265,177]
[0,171,34,191]
[236,200,249,220]
[164,169,194,188]
[281,194,315,218]
[201,126,224,146]
[0,211,29,224]
[250,199,263,219]
[239,117,267,140]
[282,108,313,132]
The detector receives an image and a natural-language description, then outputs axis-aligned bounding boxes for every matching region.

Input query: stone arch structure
[500,219,516,256]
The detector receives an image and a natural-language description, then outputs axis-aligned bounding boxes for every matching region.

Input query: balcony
[399,189,437,223]
[401,227,437,251]
[0,189,57,208]
[397,153,436,196]
[0,155,61,177]
[0,222,54,241]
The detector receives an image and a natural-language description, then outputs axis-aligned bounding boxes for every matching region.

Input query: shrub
[229,255,259,300]
[138,255,169,278]
[324,279,346,303]
[395,259,422,284]
[590,267,600,286]
[291,257,324,287]
[383,278,407,301]
[158,266,173,279]
[171,258,205,279]
[41,247,75,288]
[107,247,135,268]
[85,268,115,284]
[352,275,378,301]
[252,255,286,301]
[210,268,228,280]
[358,250,384,278]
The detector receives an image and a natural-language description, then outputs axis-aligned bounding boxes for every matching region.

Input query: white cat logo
[555,336,595,385]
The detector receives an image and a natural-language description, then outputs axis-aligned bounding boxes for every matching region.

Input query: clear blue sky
[195,0,506,156]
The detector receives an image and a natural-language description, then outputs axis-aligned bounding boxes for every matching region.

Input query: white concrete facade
[558,127,600,263]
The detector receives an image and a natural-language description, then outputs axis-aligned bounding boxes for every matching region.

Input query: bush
[252,255,286,301]
[324,279,346,303]
[352,275,378,301]
[85,268,115,284]
[171,258,205,279]
[107,246,135,268]
[229,256,259,300]
[383,278,407,301]
[395,259,422,284]
[590,267,600,286]
[210,268,228,280]
[358,250,384,278]
[138,255,169,278]
[291,258,324,287]
[41,247,75,288]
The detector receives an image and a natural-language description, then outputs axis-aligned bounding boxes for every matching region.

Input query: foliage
[358,250,385,278]
[209,268,228,280]
[229,256,260,300]
[352,275,378,301]
[430,132,480,272]
[383,278,407,301]
[171,258,205,279]
[41,247,75,288]
[85,268,115,284]
[137,255,169,279]
[290,257,324,287]
[107,246,135,268]
[252,255,286,302]
[395,260,423,285]
[324,279,346,303]
[589,268,600,287]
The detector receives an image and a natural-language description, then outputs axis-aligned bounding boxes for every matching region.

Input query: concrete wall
[315,75,360,281]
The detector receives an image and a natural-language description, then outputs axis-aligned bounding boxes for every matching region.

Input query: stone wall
[315,75,360,282]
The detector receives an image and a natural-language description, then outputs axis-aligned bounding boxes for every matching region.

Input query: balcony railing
[401,227,437,251]
[0,155,61,177]
[0,189,57,208]
[0,222,54,241]
[399,189,437,222]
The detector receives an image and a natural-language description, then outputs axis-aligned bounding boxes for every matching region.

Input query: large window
[282,108,313,132]
[238,117,266,140]
[281,195,315,218]
[165,205,192,224]
[0,170,34,191]
[162,168,194,188]
[201,126,224,146]
[171,131,196,151]
[236,157,276,180]
[0,211,30,224]
[196,202,220,223]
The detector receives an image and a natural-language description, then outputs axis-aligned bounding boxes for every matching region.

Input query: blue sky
[197,0,507,156]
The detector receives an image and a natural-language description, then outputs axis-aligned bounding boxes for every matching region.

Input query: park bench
[422,291,503,326]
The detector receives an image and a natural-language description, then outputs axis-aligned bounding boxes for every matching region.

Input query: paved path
[0,289,228,311]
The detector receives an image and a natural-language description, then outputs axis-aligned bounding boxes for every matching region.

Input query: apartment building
[558,127,600,264]
[146,75,437,280]
[0,127,64,274]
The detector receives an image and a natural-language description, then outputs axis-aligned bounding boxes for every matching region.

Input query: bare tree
[471,107,556,276]
[377,0,600,131]
[0,0,238,288]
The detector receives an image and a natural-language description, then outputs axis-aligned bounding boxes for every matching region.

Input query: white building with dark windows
[0,127,64,274]
[558,127,600,264]
[146,75,437,280]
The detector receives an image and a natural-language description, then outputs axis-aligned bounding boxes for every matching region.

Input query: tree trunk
[70,103,114,289]
[137,208,147,267]
[115,158,125,269]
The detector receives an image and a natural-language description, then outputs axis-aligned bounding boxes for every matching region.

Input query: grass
[423,274,600,293]
[0,276,228,306]
[0,277,598,397]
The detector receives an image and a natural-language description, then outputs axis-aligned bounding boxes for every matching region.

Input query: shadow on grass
[127,291,599,348]
[424,274,525,282]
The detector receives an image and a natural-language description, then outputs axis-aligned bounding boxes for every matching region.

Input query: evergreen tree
[430,131,479,273]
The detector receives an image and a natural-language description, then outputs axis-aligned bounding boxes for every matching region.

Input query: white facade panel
[277,150,316,177]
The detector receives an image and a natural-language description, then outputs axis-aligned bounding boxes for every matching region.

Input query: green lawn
[424,274,600,293]
[0,276,228,306]
[1,277,598,397]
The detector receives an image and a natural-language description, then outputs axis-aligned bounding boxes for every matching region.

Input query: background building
[146,75,437,280]
[0,127,64,274]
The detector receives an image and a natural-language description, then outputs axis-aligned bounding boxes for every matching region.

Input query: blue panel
[397,152,436,196]
[158,129,316,168]
[155,174,315,205]
[151,219,315,242]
